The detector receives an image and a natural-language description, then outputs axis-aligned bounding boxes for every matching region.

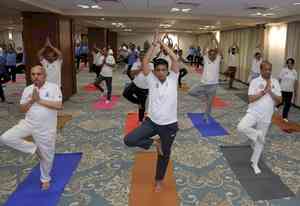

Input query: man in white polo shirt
[237,61,281,175]
[94,48,116,104]
[0,65,62,190]
[38,37,63,87]
[123,51,154,123]
[124,32,179,192]
[188,39,222,123]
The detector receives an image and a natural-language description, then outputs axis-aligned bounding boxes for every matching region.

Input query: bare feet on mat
[41,181,50,190]
[154,180,163,192]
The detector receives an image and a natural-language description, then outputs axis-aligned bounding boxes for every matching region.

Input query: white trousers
[237,113,270,165]
[0,119,56,183]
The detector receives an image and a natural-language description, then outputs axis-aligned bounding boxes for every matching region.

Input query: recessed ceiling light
[181,8,192,13]
[262,13,275,16]
[293,2,300,5]
[124,29,132,32]
[171,7,180,12]
[91,5,102,9]
[101,18,105,20]
[112,22,117,25]
[77,4,90,9]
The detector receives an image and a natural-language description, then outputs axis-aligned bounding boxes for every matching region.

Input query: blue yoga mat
[4,153,82,206]
[188,113,229,137]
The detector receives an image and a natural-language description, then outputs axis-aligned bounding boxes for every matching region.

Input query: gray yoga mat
[235,93,248,103]
[220,145,294,201]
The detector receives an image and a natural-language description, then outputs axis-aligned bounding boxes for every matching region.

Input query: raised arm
[47,38,62,60]
[159,41,179,73]
[37,40,48,61]
[142,32,159,75]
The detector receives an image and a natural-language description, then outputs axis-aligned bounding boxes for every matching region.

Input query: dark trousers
[194,56,202,67]
[95,65,102,78]
[124,118,178,180]
[178,68,188,87]
[123,82,149,122]
[226,66,237,88]
[94,75,112,101]
[75,55,80,70]
[0,83,5,102]
[6,65,16,82]
[277,91,293,119]
[80,54,88,66]
[127,64,134,80]
[187,55,194,65]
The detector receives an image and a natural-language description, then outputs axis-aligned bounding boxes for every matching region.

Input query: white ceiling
[1,0,300,33]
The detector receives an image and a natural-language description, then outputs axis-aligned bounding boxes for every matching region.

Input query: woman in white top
[277,58,298,121]
[248,52,263,83]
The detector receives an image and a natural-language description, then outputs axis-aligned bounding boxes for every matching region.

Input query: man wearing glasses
[0,65,62,190]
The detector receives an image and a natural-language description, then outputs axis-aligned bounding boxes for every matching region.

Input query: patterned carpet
[0,68,300,206]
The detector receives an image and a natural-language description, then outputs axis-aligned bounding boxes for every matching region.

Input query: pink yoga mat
[83,84,98,92]
[92,95,120,110]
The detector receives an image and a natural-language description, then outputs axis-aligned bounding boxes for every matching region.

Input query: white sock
[251,163,261,174]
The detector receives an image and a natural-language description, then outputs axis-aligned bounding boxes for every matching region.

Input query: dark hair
[254,52,261,57]
[286,58,295,65]
[153,58,168,69]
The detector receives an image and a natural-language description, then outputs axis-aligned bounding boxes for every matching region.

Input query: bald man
[237,61,281,174]
[0,65,62,190]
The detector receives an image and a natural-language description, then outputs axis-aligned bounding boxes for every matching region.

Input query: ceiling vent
[175,0,201,7]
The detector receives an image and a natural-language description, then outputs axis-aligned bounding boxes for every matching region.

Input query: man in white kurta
[237,61,281,175]
[0,65,62,190]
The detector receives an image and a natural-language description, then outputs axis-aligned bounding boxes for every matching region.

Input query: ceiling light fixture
[160,24,172,28]
[77,4,90,9]
[293,2,300,5]
[124,29,132,32]
[171,7,180,12]
[181,8,192,13]
[91,5,102,9]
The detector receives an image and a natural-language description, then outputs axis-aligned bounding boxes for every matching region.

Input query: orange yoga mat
[124,112,140,135]
[212,96,231,109]
[129,152,179,206]
[272,115,300,133]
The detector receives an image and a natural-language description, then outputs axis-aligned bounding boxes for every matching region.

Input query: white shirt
[201,55,221,85]
[146,71,179,125]
[250,58,262,74]
[100,55,116,77]
[228,53,238,67]
[20,82,62,130]
[247,76,281,123]
[92,52,97,64]
[278,67,298,92]
[131,61,154,89]
[95,53,104,66]
[41,58,62,87]
[158,53,172,71]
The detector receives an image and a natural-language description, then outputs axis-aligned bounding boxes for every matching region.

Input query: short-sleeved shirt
[6,52,16,66]
[131,61,154,89]
[100,55,115,77]
[228,53,238,67]
[201,55,221,85]
[247,76,281,123]
[250,58,262,74]
[278,67,298,92]
[146,71,179,125]
[41,58,62,87]
[94,53,103,66]
[20,82,62,130]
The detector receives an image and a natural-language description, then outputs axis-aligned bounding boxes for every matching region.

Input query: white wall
[118,32,198,57]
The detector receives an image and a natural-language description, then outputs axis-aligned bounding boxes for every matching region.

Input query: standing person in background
[94,48,116,103]
[277,58,298,122]
[177,49,188,88]
[127,44,138,80]
[248,52,263,83]
[94,46,104,78]
[6,44,17,83]
[188,35,222,123]
[38,37,63,88]
[0,47,7,102]
[225,43,239,89]
[75,42,81,71]
[237,61,281,175]
[16,47,25,74]
[80,42,89,71]
[194,46,202,68]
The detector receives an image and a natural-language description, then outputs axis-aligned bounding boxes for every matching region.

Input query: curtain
[197,33,213,50]
[220,27,264,82]
[285,22,300,106]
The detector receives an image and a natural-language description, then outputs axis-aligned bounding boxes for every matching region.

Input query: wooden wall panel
[107,30,118,58]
